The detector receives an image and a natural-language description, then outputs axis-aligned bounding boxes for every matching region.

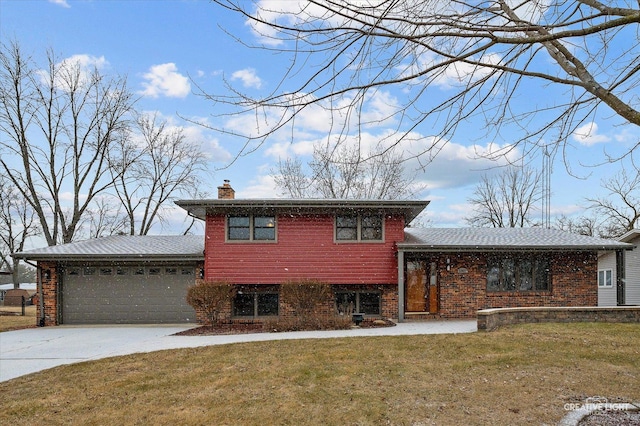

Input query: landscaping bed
[174,318,395,336]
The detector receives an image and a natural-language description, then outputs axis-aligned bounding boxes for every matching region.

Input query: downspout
[616,249,625,306]
[398,249,405,322]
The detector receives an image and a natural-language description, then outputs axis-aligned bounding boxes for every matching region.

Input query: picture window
[487,255,550,292]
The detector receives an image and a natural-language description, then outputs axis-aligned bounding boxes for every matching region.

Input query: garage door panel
[62,264,197,324]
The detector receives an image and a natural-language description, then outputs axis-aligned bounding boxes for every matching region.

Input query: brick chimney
[217,180,235,199]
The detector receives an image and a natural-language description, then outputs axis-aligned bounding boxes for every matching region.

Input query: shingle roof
[13,235,205,261]
[399,227,633,251]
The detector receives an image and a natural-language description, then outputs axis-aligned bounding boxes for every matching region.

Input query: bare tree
[466,166,542,227]
[0,41,135,245]
[0,176,39,288]
[206,1,640,166]
[553,214,598,237]
[108,112,208,235]
[274,142,421,199]
[585,167,640,238]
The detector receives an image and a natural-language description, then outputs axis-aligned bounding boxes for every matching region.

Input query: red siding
[204,214,404,285]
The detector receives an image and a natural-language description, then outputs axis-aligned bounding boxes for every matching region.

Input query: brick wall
[432,251,598,319]
[38,261,58,326]
[477,306,640,331]
[191,282,396,324]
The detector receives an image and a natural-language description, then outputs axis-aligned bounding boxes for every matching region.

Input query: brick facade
[193,283,397,324]
[38,261,59,326]
[425,251,598,319]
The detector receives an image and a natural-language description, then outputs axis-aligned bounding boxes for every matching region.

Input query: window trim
[598,269,613,288]
[334,214,384,243]
[486,254,551,293]
[335,290,382,316]
[232,290,279,318]
[226,215,277,242]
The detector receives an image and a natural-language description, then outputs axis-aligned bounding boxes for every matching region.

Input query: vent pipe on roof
[217,180,235,200]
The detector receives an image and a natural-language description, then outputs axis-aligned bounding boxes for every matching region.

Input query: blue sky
[1,0,637,236]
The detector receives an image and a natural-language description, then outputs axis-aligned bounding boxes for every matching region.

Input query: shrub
[279,279,331,316]
[186,281,236,325]
[265,280,352,332]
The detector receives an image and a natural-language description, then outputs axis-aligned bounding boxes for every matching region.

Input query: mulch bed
[174,318,396,336]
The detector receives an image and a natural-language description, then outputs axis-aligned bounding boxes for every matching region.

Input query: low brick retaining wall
[477,306,640,331]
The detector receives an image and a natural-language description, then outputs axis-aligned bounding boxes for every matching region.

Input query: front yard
[0,322,638,425]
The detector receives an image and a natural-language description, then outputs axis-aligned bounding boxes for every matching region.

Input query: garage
[61,263,197,324]
[13,235,204,325]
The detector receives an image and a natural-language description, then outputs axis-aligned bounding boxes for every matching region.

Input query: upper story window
[487,254,550,292]
[335,214,383,242]
[227,215,276,241]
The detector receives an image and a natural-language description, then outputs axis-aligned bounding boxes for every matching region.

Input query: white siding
[625,235,640,305]
[597,252,617,306]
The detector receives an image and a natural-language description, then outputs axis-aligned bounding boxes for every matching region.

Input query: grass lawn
[0,322,638,425]
[0,305,36,332]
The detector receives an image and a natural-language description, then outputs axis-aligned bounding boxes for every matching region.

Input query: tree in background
[553,215,599,237]
[0,41,134,245]
[0,41,209,244]
[107,112,208,236]
[0,176,39,288]
[207,1,640,165]
[466,166,542,228]
[585,167,640,238]
[274,142,422,199]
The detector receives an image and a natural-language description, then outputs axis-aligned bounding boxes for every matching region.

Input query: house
[597,229,640,306]
[0,283,36,305]
[13,182,632,326]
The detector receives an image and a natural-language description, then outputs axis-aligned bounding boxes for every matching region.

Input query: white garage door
[62,264,197,324]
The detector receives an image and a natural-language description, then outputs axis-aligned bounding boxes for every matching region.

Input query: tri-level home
[14,181,632,326]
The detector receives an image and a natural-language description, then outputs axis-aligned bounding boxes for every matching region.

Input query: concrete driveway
[0,320,477,382]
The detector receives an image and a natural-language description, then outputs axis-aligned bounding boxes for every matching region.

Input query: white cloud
[231,68,263,89]
[38,54,109,91]
[572,122,611,146]
[240,173,279,198]
[49,0,70,8]
[140,63,190,98]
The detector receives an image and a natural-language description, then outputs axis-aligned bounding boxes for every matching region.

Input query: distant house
[14,182,632,326]
[0,283,36,304]
[598,229,640,306]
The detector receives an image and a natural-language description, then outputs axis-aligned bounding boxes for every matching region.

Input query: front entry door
[406,260,439,313]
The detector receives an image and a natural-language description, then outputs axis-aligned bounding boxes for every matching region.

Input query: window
[598,269,613,287]
[335,214,383,241]
[181,268,193,275]
[165,267,177,275]
[116,267,129,276]
[148,267,161,276]
[67,267,80,276]
[83,267,96,276]
[228,215,276,241]
[487,255,550,292]
[335,291,381,315]
[133,267,145,276]
[233,292,279,317]
[99,267,113,276]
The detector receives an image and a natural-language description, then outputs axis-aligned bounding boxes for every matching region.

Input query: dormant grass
[0,305,36,332]
[0,322,638,425]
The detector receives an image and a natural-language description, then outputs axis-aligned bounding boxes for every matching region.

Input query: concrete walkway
[0,320,476,382]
